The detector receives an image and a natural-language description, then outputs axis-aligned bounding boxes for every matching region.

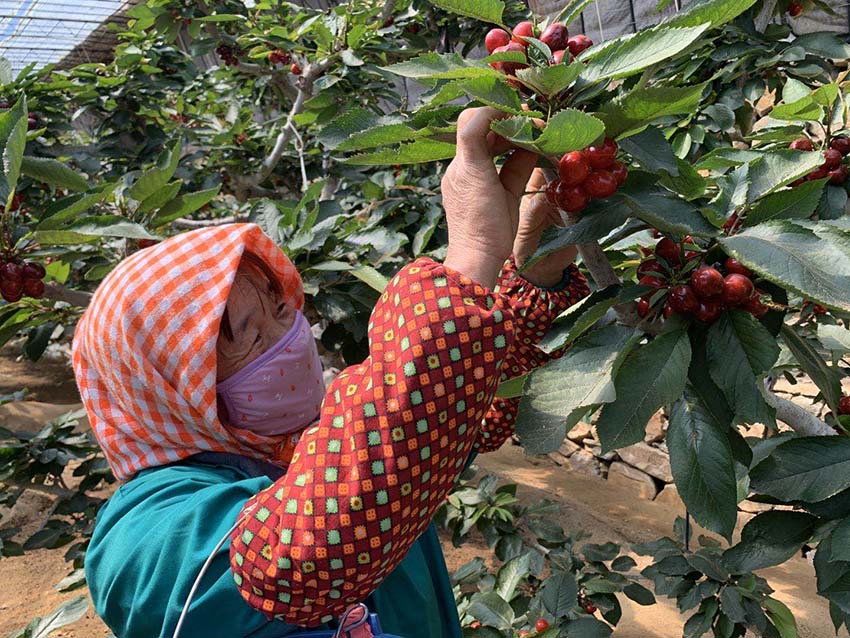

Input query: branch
[239,57,336,189]
[43,282,92,308]
[764,390,835,437]
[171,214,250,229]
[755,0,778,33]
[380,0,397,24]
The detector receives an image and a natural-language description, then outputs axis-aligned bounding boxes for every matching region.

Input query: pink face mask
[216,310,324,436]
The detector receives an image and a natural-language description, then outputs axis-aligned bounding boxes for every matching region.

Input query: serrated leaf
[540,571,578,617]
[345,139,456,166]
[722,511,816,572]
[555,0,596,25]
[489,116,540,154]
[747,151,825,202]
[137,179,182,214]
[663,0,758,29]
[706,311,778,428]
[829,517,850,563]
[580,25,710,84]
[494,372,528,399]
[719,221,850,313]
[66,216,159,240]
[763,598,798,638]
[596,323,692,453]
[624,582,656,605]
[818,325,850,354]
[516,324,636,455]
[780,325,843,416]
[751,436,850,503]
[745,179,826,226]
[495,552,532,600]
[426,0,505,24]
[0,96,27,201]
[818,185,848,220]
[20,157,88,193]
[620,183,717,237]
[516,63,583,98]
[536,109,605,155]
[562,616,613,638]
[537,285,623,354]
[337,124,422,152]
[317,109,398,150]
[37,185,114,230]
[22,596,88,638]
[458,75,525,115]
[467,591,514,630]
[794,33,850,60]
[153,186,221,225]
[619,127,679,175]
[128,140,182,202]
[383,52,501,81]
[600,83,707,138]
[668,391,738,540]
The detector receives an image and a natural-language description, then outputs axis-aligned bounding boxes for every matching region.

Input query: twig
[43,282,93,308]
[755,0,778,33]
[172,214,250,229]
[764,391,835,437]
[379,0,397,24]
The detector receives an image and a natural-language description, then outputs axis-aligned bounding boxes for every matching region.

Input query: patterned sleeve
[474,256,590,454]
[229,257,517,625]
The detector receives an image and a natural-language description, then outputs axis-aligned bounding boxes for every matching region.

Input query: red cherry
[637,299,650,317]
[654,237,681,265]
[685,250,701,261]
[808,167,829,181]
[535,619,550,633]
[21,262,45,280]
[695,300,723,323]
[639,274,667,289]
[668,285,699,315]
[1,261,22,283]
[828,165,848,185]
[637,259,664,277]
[558,151,590,186]
[722,274,754,307]
[138,239,159,249]
[567,34,593,57]
[22,278,44,299]
[0,279,23,302]
[829,136,850,156]
[724,257,750,277]
[611,161,628,186]
[663,301,675,319]
[723,213,739,232]
[540,23,569,51]
[485,28,511,54]
[549,49,568,65]
[290,63,302,75]
[690,266,725,300]
[839,396,850,416]
[813,304,828,314]
[546,180,561,207]
[584,604,597,614]
[512,21,536,44]
[584,170,618,198]
[788,1,803,17]
[742,290,769,319]
[492,42,528,75]
[584,138,618,169]
[554,183,589,213]
[789,137,813,151]
[824,148,843,169]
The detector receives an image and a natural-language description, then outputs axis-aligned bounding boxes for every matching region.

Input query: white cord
[171,504,256,638]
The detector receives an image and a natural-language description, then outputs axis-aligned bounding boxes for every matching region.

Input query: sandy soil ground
[0,348,841,637]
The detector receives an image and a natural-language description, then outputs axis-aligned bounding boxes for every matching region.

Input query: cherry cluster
[0,102,39,130]
[789,135,850,186]
[268,49,291,65]
[545,138,627,213]
[636,237,767,324]
[215,44,241,66]
[0,259,45,302]
[485,20,593,76]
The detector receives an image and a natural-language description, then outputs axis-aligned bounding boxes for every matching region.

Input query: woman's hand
[442,107,538,289]
[512,168,578,288]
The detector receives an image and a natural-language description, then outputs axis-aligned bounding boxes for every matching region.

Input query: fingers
[499,148,539,201]
[457,107,510,161]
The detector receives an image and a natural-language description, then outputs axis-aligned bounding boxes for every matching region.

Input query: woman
[73,107,589,638]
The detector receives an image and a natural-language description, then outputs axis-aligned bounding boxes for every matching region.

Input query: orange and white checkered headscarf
[72,223,305,481]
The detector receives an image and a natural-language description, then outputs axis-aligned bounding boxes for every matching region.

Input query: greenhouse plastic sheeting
[0,0,126,74]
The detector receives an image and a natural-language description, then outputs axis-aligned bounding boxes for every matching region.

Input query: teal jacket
[85,455,465,638]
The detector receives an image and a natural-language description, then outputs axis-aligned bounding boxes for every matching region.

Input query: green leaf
[337,124,422,152]
[467,591,514,630]
[137,179,182,214]
[794,33,850,60]
[706,311,779,428]
[663,0,758,29]
[815,536,850,616]
[596,322,692,453]
[600,84,707,139]
[537,285,623,354]
[624,582,656,606]
[345,139,457,166]
[20,596,89,638]
[555,0,597,24]
[426,0,505,24]
[536,109,606,156]
[516,324,637,455]
[562,617,613,638]
[745,179,826,226]
[747,151,825,202]
[516,63,583,98]
[818,325,850,354]
[818,185,848,221]
[20,157,88,193]
[24,322,56,362]
[830,517,850,562]
[750,436,850,503]
[495,552,532,600]
[620,183,717,237]
[763,598,798,638]
[667,391,738,540]
[489,116,540,154]
[580,25,710,84]
[780,325,843,416]
[495,373,528,399]
[128,140,182,202]
[719,221,850,313]
[0,96,27,201]
[458,76,525,115]
[66,216,159,240]
[36,185,114,230]
[350,264,388,293]
[619,127,679,175]
[382,53,502,81]
[317,109,398,150]
[153,186,221,225]
[540,571,578,617]
[722,511,817,572]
